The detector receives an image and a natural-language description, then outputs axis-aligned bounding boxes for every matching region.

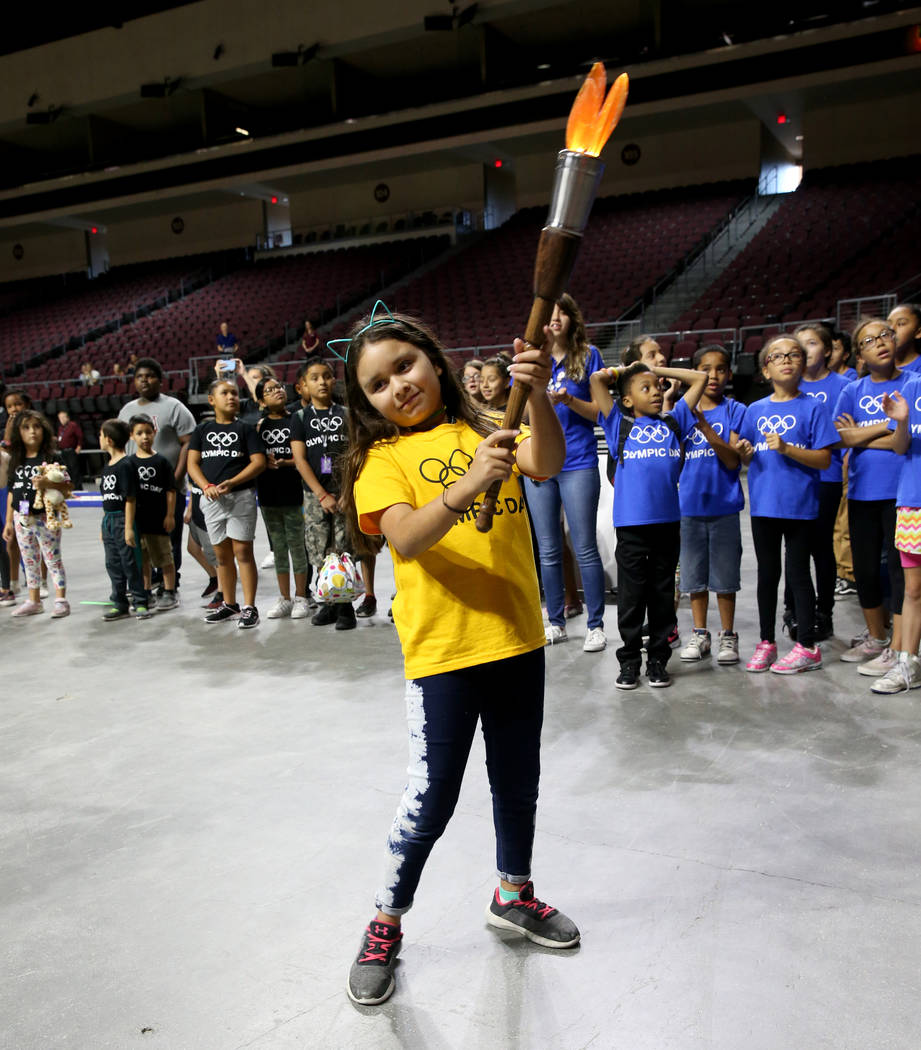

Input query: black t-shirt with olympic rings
[255,413,303,508]
[99,457,136,514]
[9,453,65,515]
[127,452,175,534]
[189,419,263,488]
[290,404,348,496]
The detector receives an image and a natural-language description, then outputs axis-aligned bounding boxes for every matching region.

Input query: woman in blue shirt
[523,294,607,653]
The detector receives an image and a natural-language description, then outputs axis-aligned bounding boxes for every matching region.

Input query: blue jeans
[524,467,605,629]
[376,648,544,915]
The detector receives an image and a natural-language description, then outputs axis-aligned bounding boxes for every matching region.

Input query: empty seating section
[0,254,223,373]
[10,237,448,392]
[674,161,921,358]
[334,182,750,351]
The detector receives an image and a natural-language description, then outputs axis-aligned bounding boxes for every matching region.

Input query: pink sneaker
[770,642,823,675]
[50,599,71,618]
[746,640,777,673]
[11,599,44,617]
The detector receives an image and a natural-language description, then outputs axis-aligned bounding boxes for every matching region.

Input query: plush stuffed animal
[33,462,73,531]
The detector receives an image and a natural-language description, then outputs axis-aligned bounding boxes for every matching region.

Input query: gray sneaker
[857,647,897,677]
[485,881,580,948]
[840,631,888,663]
[346,920,402,1005]
[156,591,179,612]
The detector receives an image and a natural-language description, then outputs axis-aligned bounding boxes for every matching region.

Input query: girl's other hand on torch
[510,332,552,394]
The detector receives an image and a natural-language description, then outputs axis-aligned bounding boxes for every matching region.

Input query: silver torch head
[544,150,606,237]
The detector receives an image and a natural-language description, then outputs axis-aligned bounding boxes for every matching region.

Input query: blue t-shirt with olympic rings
[678,398,746,517]
[832,372,914,501]
[599,399,694,527]
[895,377,921,508]
[548,345,605,472]
[800,370,852,484]
[739,393,838,519]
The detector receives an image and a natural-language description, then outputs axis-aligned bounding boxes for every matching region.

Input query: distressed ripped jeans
[375,648,545,915]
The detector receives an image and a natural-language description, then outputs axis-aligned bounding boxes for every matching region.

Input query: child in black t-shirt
[187,379,266,628]
[3,410,71,618]
[128,414,178,612]
[99,419,150,620]
[254,378,311,619]
[290,360,357,629]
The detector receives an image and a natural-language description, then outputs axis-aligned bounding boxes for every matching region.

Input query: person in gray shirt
[118,358,196,593]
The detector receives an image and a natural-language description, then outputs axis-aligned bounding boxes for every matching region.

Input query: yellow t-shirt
[354,421,545,679]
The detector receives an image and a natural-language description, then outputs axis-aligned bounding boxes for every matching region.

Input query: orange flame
[565,63,629,157]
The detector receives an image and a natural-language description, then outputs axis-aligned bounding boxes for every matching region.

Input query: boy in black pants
[99,419,151,620]
[128,414,178,611]
[590,362,707,688]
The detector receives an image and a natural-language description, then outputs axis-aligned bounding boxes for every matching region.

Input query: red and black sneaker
[346,920,402,1005]
[485,882,580,948]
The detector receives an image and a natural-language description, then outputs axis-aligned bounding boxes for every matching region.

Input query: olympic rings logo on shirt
[757,414,796,435]
[419,448,474,488]
[859,394,886,414]
[102,474,117,491]
[689,422,723,446]
[629,422,671,444]
[24,464,43,479]
[805,391,827,402]
[137,466,157,481]
[310,415,339,432]
[206,431,239,448]
[261,428,289,445]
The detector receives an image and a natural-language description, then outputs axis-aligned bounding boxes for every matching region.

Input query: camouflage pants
[303,492,347,569]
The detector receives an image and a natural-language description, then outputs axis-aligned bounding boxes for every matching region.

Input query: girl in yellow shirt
[336,303,580,1006]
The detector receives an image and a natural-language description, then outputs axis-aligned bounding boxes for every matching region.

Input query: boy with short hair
[591,361,707,689]
[99,419,150,621]
[677,344,746,664]
[128,414,178,611]
[290,360,355,630]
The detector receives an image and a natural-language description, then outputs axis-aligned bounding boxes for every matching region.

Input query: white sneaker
[717,630,740,664]
[260,552,276,569]
[680,629,711,661]
[545,624,568,645]
[291,596,311,619]
[266,597,293,619]
[857,647,897,677]
[583,627,606,652]
[871,652,921,694]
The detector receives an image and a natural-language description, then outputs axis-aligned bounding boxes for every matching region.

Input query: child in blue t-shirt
[869,385,915,693]
[736,336,837,675]
[791,323,853,641]
[833,316,917,676]
[677,344,746,666]
[590,361,706,689]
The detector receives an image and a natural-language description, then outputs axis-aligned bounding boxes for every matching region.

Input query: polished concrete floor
[2,505,920,1050]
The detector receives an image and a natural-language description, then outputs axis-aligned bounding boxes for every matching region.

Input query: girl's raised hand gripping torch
[475,64,629,532]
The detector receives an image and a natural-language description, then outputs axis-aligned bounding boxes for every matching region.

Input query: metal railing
[836,294,897,334]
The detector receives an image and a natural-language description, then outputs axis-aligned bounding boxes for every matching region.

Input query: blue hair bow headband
[326,299,396,363]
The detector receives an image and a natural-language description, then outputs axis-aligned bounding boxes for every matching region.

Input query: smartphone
[217,358,236,376]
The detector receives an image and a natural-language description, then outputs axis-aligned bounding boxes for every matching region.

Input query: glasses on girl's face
[766,350,804,364]
[858,328,895,350]
[263,384,284,394]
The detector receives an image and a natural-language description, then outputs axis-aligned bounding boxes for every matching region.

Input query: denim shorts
[679,513,742,594]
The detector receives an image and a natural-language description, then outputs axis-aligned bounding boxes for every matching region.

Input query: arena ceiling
[0,1,919,232]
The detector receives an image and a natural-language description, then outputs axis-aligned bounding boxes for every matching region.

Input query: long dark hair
[8,409,56,475]
[555,292,591,381]
[340,312,495,556]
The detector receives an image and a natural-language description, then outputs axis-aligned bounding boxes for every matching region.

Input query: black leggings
[847,498,903,614]
[783,481,841,618]
[751,516,815,647]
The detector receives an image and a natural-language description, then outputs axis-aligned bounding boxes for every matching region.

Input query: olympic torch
[475,63,629,532]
